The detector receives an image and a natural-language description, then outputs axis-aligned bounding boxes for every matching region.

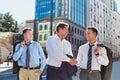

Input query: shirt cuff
[65,58,71,62]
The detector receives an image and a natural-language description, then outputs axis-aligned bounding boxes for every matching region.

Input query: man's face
[23,30,33,41]
[60,26,69,38]
[86,29,96,41]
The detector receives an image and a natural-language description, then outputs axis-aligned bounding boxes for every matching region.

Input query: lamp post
[50,0,53,36]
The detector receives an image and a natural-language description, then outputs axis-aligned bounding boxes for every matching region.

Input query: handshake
[69,59,77,66]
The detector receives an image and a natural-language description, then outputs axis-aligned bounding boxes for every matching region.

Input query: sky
[0,0,35,24]
[0,0,120,24]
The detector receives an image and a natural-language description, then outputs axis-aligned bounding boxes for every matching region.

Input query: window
[39,35,42,41]
[39,25,43,30]
[75,38,76,45]
[72,38,74,44]
[44,25,48,30]
[44,34,47,40]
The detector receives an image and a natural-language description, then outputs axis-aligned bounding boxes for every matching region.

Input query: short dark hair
[56,22,69,32]
[22,28,32,34]
[87,27,98,35]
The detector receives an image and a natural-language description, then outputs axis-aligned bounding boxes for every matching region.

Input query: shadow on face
[23,30,33,41]
[86,29,97,41]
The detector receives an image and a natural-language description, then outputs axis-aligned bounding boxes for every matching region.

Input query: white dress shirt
[77,42,109,71]
[46,34,73,67]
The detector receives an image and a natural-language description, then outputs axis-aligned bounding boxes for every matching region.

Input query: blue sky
[0,0,120,24]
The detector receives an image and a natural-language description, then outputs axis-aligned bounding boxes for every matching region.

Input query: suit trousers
[80,70,101,80]
[19,68,40,80]
[46,65,72,80]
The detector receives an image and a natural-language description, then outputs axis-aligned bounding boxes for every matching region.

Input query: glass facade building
[71,0,86,27]
[35,0,56,20]
[35,0,86,27]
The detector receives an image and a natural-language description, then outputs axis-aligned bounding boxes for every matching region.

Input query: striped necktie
[87,44,94,70]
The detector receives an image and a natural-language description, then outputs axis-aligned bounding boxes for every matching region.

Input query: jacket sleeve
[97,47,109,66]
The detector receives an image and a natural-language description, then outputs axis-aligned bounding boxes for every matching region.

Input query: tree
[0,12,17,32]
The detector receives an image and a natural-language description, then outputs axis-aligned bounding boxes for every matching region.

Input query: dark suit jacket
[13,41,21,74]
[97,44,113,80]
[57,55,77,80]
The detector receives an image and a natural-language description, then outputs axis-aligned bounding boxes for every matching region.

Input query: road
[0,61,120,80]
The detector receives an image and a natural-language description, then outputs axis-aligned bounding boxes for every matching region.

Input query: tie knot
[25,42,31,46]
[89,44,94,47]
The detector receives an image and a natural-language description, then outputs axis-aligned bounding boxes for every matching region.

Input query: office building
[35,0,86,27]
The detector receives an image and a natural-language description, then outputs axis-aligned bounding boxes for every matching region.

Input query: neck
[57,33,64,40]
[89,39,96,45]
[24,39,31,43]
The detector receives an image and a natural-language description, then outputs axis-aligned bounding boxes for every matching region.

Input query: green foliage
[0,12,17,32]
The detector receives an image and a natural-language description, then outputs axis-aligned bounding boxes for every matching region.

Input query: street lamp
[50,0,53,36]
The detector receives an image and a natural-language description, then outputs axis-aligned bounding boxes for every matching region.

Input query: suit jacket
[57,55,77,80]
[13,41,21,74]
[97,44,113,80]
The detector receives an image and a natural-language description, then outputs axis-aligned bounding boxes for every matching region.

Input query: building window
[75,28,76,33]
[77,29,79,34]
[39,25,43,30]
[44,25,48,30]
[72,26,74,32]
[69,25,71,32]
[80,30,81,36]
[39,34,42,41]
[44,34,47,40]
[75,38,76,45]
[72,38,74,44]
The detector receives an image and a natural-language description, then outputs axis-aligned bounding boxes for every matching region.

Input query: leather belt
[47,65,59,70]
[20,66,40,70]
[81,69,100,73]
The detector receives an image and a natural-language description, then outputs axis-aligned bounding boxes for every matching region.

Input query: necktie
[87,44,94,70]
[26,43,31,68]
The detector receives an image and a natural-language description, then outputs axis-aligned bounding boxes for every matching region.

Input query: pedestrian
[76,27,109,80]
[46,22,77,80]
[13,28,46,80]
[7,52,12,66]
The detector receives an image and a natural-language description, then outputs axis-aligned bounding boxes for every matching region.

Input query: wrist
[95,53,99,57]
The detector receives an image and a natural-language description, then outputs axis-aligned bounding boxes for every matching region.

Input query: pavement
[0,61,120,80]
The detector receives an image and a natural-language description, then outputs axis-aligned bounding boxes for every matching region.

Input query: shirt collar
[87,41,98,46]
[55,34,65,41]
[24,40,33,45]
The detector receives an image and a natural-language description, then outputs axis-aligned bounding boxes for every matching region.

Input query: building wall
[35,0,56,20]
[87,0,119,58]
[18,20,34,34]
[35,0,86,27]
[37,20,55,48]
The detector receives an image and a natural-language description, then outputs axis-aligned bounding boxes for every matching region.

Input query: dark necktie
[26,43,31,68]
[87,44,94,70]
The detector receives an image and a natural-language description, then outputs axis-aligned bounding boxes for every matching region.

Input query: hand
[69,59,77,66]
[20,41,25,48]
[34,69,42,76]
[94,47,100,56]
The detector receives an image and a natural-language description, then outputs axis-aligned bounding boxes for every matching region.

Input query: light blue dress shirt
[13,41,46,71]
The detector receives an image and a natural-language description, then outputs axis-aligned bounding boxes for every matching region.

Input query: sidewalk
[0,62,12,72]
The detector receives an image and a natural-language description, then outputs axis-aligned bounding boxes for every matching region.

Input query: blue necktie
[26,43,31,68]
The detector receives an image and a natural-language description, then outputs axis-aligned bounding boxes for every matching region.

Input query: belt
[81,69,100,73]
[47,65,59,70]
[20,66,40,70]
